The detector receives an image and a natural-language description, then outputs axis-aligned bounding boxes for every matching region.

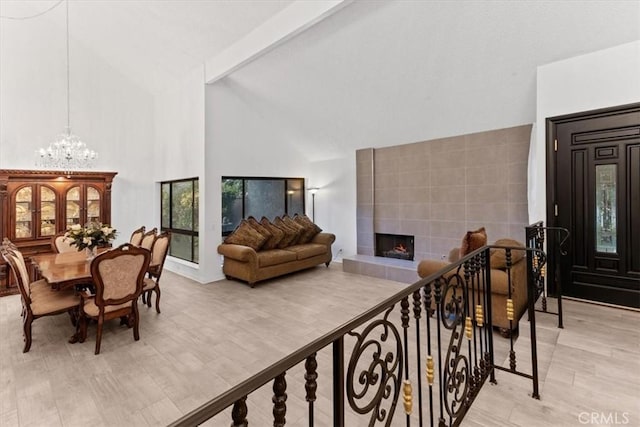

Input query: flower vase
[86,246,98,260]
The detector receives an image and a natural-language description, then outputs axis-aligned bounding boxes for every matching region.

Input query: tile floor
[0,265,638,426]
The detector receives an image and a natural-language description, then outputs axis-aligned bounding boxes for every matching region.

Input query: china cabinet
[0,169,117,286]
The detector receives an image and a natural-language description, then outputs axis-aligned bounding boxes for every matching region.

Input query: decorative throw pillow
[293,214,322,243]
[247,216,272,249]
[490,238,526,269]
[273,217,299,248]
[260,217,285,250]
[459,227,487,258]
[281,215,306,245]
[224,220,268,251]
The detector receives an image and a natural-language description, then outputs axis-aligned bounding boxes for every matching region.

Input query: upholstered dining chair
[141,231,171,313]
[139,228,157,251]
[1,246,80,353]
[78,243,150,355]
[2,237,17,250]
[51,231,76,253]
[129,226,145,246]
[2,239,40,292]
[2,238,19,283]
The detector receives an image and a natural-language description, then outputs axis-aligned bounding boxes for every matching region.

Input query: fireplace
[375,233,415,261]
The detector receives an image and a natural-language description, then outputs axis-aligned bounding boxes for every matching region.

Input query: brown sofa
[217,214,335,287]
[218,232,335,286]
[417,238,528,336]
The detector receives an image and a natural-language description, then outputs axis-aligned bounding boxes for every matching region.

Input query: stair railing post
[333,337,345,426]
[526,249,541,399]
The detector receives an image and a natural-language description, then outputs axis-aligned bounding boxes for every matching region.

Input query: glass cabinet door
[87,186,101,224]
[40,186,56,237]
[15,186,34,239]
[66,186,81,227]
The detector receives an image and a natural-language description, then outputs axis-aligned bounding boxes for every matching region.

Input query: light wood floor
[0,265,638,426]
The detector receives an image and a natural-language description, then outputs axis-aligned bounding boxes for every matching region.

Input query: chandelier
[35,0,97,170]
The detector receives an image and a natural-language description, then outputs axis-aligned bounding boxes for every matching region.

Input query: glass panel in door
[40,186,56,237]
[15,187,33,238]
[595,164,617,253]
[87,187,101,224]
[66,186,81,227]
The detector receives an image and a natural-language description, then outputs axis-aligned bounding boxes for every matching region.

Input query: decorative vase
[86,246,98,260]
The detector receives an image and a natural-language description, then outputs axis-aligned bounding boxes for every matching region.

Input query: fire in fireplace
[375,233,415,261]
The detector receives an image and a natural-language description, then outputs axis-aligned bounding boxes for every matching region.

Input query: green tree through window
[221,177,305,235]
[161,178,199,263]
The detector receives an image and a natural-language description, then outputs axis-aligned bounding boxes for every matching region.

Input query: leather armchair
[418,238,528,336]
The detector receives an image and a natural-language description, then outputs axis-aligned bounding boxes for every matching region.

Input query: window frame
[221,176,306,236]
[160,177,199,263]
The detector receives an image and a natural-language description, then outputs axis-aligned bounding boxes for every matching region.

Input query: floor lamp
[308,187,319,222]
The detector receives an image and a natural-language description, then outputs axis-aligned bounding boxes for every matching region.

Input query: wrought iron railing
[526,221,570,328]
[170,244,543,426]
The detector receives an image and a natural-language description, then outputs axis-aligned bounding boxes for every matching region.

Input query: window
[161,178,199,263]
[222,177,305,236]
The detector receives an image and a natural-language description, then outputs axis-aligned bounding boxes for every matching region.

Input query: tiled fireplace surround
[343,124,531,283]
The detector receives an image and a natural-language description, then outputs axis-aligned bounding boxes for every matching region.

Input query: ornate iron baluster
[441,266,470,424]
[273,373,287,427]
[505,248,517,372]
[231,396,248,427]
[477,252,486,379]
[401,297,412,423]
[412,289,424,427]
[305,353,318,427]
[423,281,435,427]
[434,277,446,426]
[463,259,476,399]
[346,306,402,426]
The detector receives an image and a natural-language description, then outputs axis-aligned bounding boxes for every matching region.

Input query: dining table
[30,248,108,291]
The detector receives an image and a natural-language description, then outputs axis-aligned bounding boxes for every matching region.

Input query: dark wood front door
[549,104,640,308]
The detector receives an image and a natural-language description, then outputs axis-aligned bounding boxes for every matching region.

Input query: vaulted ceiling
[2,0,639,161]
[0,0,296,93]
[2,0,638,104]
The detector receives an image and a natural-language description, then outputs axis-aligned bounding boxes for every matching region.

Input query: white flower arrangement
[64,222,117,250]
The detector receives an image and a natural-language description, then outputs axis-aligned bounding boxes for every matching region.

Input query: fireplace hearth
[375,233,415,261]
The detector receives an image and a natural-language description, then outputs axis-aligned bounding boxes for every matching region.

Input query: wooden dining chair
[129,226,145,246]
[142,231,171,313]
[1,246,80,353]
[78,243,150,354]
[51,231,77,253]
[139,228,157,251]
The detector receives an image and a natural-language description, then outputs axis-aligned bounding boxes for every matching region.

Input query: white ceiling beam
[204,0,350,84]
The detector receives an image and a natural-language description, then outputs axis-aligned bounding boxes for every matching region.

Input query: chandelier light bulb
[35,126,98,169]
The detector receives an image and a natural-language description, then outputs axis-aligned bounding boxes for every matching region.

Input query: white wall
[0,7,155,246]
[153,65,209,282]
[205,1,639,264]
[308,155,356,260]
[532,41,640,223]
[205,80,313,281]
